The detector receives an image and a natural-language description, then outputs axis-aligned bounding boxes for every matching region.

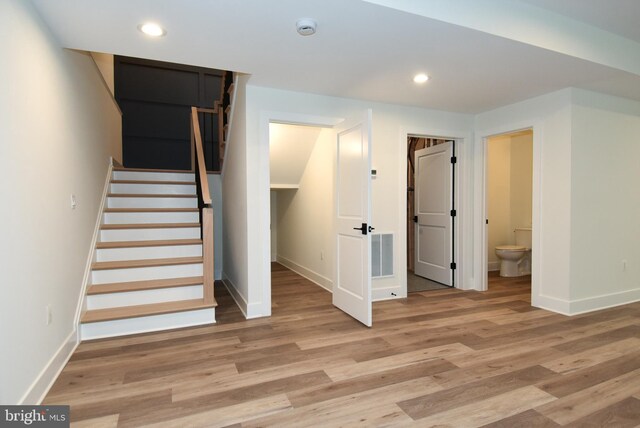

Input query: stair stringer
[74,157,115,341]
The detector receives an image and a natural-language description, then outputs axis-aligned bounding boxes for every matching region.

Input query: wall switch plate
[71,194,77,209]
[46,305,52,325]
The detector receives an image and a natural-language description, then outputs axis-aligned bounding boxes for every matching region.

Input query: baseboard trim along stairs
[80,167,216,340]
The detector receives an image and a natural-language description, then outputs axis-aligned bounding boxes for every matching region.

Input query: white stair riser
[96,244,203,262]
[112,171,195,182]
[100,227,200,242]
[81,307,215,340]
[91,263,203,284]
[107,196,197,209]
[110,183,196,195]
[87,285,203,310]
[103,211,199,224]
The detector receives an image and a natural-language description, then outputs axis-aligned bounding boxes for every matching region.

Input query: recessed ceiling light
[413,73,430,84]
[138,22,166,37]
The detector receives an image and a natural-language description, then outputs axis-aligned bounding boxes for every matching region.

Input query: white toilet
[495,228,532,277]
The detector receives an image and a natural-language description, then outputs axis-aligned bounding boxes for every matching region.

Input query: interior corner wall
[0,0,121,404]
[475,89,573,312]
[221,74,251,315]
[275,128,334,290]
[568,89,640,313]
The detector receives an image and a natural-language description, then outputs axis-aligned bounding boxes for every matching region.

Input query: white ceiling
[31,0,640,113]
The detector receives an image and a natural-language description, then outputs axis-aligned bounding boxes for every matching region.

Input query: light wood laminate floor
[44,263,640,427]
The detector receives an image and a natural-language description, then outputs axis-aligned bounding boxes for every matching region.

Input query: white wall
[510,133,533,232]
[236,85,473,317]
[275,128,334,290]
[0,0,121,404]
[487,135,512,267]
[568,89,640,312]
[221,74,250,315]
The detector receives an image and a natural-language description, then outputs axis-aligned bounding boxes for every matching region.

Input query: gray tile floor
[407,270,450,292]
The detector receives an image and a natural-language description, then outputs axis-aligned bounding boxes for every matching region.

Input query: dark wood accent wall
[115,56,224,171]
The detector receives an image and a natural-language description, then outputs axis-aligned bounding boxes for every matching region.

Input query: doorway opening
[406,135,456,293]
[268,122,334,305]
[485,129,533,295]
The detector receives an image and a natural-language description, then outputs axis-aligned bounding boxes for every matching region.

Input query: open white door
[333,110,373,327]
[414,141,454,286]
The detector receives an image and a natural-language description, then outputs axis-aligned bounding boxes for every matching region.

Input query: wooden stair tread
[111,179,197,185]
[104,208,199,213]
[96,239,202,249]
[113,167,194,173]
[88,276,204,295]
[81,298,217,323]
[101,223,200,230]
[92,256,203,270]
[107,193,196,198]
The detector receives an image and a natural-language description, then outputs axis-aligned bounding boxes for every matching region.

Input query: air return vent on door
[371,233,394,278]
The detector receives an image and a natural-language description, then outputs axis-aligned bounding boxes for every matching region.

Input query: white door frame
[400,128,471,296]
[258,111,343,317]
[473,121,542,306]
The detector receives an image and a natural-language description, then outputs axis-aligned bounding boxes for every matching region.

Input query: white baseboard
[222,274,247,318]
[568,287,640,315]
[488,261,500,271]
[19,330,78,404]
[276,255,332,292]
[222,274,265,320]
[534,287,640,316]
[533,293,571,315]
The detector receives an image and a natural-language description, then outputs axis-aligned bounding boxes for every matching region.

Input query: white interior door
[414,141,453,285]
[333,110,373,327]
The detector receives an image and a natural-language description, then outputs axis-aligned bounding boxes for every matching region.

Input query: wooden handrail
[190,107,212,205]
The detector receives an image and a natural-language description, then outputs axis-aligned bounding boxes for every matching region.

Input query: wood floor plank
[398,365,556,420]
[413,385,556,427]
[117,371,331,427]
[538,350,640,398]
[69,414,119,428]
[287,358,456,408]
[43,263,640,427]
[245,377,441,428]
[564,396,640,428]
[535,368,640,425]
[542,337,640,374]
[479,409,560,427]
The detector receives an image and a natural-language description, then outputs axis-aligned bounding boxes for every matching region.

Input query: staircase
[80,168,217,340]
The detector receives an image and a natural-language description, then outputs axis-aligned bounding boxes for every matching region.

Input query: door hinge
[450,209,456,217]
[451,156,457,164]
[450,262,457,270]
[413,215,418,223]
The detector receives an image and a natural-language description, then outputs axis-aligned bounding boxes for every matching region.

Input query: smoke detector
[296,19,317,36]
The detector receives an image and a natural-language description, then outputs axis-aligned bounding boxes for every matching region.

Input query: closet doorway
[407,135,456,292]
